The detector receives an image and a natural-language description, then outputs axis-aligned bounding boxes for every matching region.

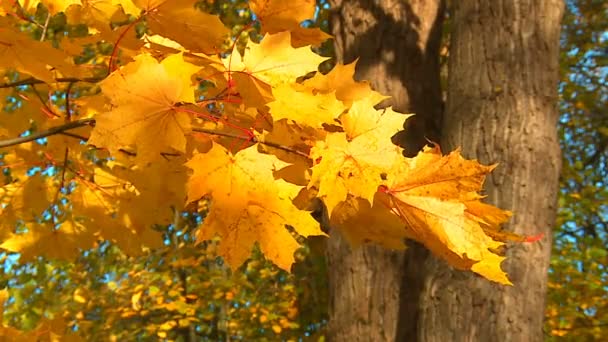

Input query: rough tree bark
[326,0,445,340]
[327,0,563,341]
[401,1,564,341]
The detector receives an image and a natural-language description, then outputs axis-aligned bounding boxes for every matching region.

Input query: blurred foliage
[545,0,608,340]
[1,214,329,340]
[0,0,330,340]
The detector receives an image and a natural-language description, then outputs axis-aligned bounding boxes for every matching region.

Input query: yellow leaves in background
[0,221,94,261]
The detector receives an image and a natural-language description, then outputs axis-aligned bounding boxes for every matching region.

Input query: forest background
[0,0,605,341]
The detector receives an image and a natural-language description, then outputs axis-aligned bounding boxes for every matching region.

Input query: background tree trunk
[326,0,445,340]
[401,1,564,341]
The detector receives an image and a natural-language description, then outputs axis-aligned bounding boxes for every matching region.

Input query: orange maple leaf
[381,146,528,284]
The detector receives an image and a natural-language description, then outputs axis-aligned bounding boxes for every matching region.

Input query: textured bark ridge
[326,1,445,341]
[402,1,564,341]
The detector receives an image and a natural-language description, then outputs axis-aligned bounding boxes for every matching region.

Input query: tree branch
[192,127,310,159]
[0,119,311,160]
[0,76,105,89]
[0,118,95,148]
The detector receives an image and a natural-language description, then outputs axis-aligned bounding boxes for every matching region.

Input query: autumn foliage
[0,1,540,336]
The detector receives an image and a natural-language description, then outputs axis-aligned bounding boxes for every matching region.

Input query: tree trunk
[401,1,564,341]
[326,1,445,341]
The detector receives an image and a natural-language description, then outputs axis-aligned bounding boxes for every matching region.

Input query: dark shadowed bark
[400,1,564,341]
[327,0,563,341]
[326,0,445,340]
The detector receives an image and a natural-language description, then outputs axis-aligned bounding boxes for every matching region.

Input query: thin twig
[0,119,311,160]
[59,131,89,141]
[0,118,95,148]
[31,83,60,118]
[0,77,105,89]
[65,82,74,121]
[192,127,310,159]
[53,147,70,224]
[39,12,51,42]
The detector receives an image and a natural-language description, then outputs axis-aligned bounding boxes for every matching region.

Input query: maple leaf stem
[0,76,105,89]
[0,118,95,149]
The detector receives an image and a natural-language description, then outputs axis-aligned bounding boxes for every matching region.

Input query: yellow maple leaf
[268,84,346,128]
[302,60,388,106]
[17,0,80,14]
[0,221,94,261]
[66,0,138,27]
[134,0,229,54]
[88,53,200,162]
[309,102,408,214]
[330,194,407,249]
[223,32,327,107]
[68,161,183,254]
[185,143,324,271]
[113,158,188,230]
[0,21,78,83]
[0,174,53,225]
[249,0,331,47]
[382,146,523,285]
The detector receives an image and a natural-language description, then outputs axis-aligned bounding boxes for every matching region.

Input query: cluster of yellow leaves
[0,0,535,286]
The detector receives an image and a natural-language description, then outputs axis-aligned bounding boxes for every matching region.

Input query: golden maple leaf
[134,0,229,54]
[88,53,200,162]
[302,60,388,106]
[65,0,137,27]
[0,221,94,261]
[0,20,79,83]
[268,84,346,128]
[185,143,324,271]
[17,0,80,14]
[249,0,331,47]
[382,145,523,284]
[309,100,409,214]
[330,194,407,249]
[223,32,328,108]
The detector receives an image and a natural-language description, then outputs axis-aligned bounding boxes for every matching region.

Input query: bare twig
[59,131,89,141]
[31,83,60,118]
[0,118,95,149]
[0,119,311,160]
[65,82,74,120]
[0,77,105,89]
[192,127,310,159]
[39,12,51,42]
